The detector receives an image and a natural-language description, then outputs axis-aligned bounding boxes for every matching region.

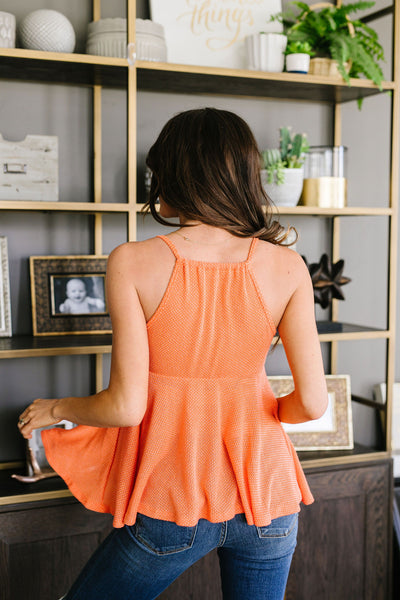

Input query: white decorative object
[86,18,127,58]
[0,11,16,48]
[136,19,167,62]
[261,168,304,207]
[86,18,167,62]
[245,32,287,72]
[0,134,58,201]
[374,383,400,476]
[18,9,76,53]
[149,0,282,69]
[0,236,11,338]
[286,53,310,74]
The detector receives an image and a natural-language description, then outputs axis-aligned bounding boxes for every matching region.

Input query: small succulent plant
[285,40,315,56]
[261,126,309,184]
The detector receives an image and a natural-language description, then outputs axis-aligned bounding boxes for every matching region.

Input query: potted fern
[273,1,384,88]
[261,126,309,207]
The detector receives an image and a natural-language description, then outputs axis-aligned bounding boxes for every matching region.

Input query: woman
[18,108,328,600]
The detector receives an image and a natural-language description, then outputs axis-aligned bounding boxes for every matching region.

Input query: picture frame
[149,0,283,69]
[30,255,111,336]
[0,236,12,337]
[269,375,354,451]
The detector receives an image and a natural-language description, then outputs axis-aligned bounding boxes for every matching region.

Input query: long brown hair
[144,108,295,245]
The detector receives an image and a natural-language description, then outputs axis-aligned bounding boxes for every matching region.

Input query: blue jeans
[64,512,298,600]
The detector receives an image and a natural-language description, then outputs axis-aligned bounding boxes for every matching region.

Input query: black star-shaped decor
[302,254,351,309]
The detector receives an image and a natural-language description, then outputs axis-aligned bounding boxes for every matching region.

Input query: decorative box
[0,134,58,201]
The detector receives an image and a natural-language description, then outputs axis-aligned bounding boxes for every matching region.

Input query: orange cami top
[42,235,313,528]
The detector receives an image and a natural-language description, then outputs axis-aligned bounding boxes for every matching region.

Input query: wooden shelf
[0,335,112,359]
[135,203,392,217]
[1,201,392,217]
[136,60,395,103]
[0,324,389,360]
[0,48,128,87]
[0,200,131,213]
[274,206,393,217]
[316,321,390,342]
[299,444,389,469]
[0,48,394,102]
[0,468,70,506]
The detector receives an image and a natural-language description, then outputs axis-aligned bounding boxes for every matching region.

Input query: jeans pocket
[256,512,298,539]
[130,513,198,555]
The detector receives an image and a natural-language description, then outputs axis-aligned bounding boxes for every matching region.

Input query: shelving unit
[0,0,398,501]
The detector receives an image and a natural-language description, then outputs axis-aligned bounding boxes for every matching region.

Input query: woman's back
[129,231,303,335]
[97,229,315,527]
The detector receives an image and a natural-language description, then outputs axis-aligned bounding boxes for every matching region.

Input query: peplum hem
[42,370,314,529]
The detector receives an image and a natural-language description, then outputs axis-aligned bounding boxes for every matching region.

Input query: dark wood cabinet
[0,498,113,600]
[0,459,392,600]
[286,458,393,600]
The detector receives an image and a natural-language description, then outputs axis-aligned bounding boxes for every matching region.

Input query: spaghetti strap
[246,237,259,263]
[157,235,180,259]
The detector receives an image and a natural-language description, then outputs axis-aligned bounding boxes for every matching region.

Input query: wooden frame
[30,255,111,336]
[269,375,354,451]
[0,236,12,337]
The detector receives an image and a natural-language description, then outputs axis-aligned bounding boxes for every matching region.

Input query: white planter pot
[261,168,304,207]
[286,53,310,74]
[245,33,287,72]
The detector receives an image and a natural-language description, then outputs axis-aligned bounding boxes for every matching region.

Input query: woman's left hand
[18,399,62,439]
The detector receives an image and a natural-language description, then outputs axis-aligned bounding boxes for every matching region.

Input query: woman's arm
[276,253,328,424]
[18,243,149,439]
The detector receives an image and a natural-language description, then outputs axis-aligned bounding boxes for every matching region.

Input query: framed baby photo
[30,255,111,336]
[269,375,354,451]
[0,236,12,337]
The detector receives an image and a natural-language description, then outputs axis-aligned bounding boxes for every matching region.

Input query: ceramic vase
[245,33,287,72]
[0,12,16,48]
[261,168,304,207]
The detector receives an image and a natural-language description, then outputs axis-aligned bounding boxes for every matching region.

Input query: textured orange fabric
[42,236,313,528]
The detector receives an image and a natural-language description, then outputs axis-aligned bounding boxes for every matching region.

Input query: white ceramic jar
[136,19,167,62]
[86,18,167,62]
[86,18,127,58]
[0,12,16,48]
[18,9,76,53]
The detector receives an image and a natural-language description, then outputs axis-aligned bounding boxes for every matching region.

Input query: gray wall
[0,0,397,461]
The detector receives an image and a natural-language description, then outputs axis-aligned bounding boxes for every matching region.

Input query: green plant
[272,1,384,89]
[285,40,315,56]
[261,126,309,184]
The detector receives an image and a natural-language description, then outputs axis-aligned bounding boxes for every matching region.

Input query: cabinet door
[286,460,392,600]
[0,499,113,600]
